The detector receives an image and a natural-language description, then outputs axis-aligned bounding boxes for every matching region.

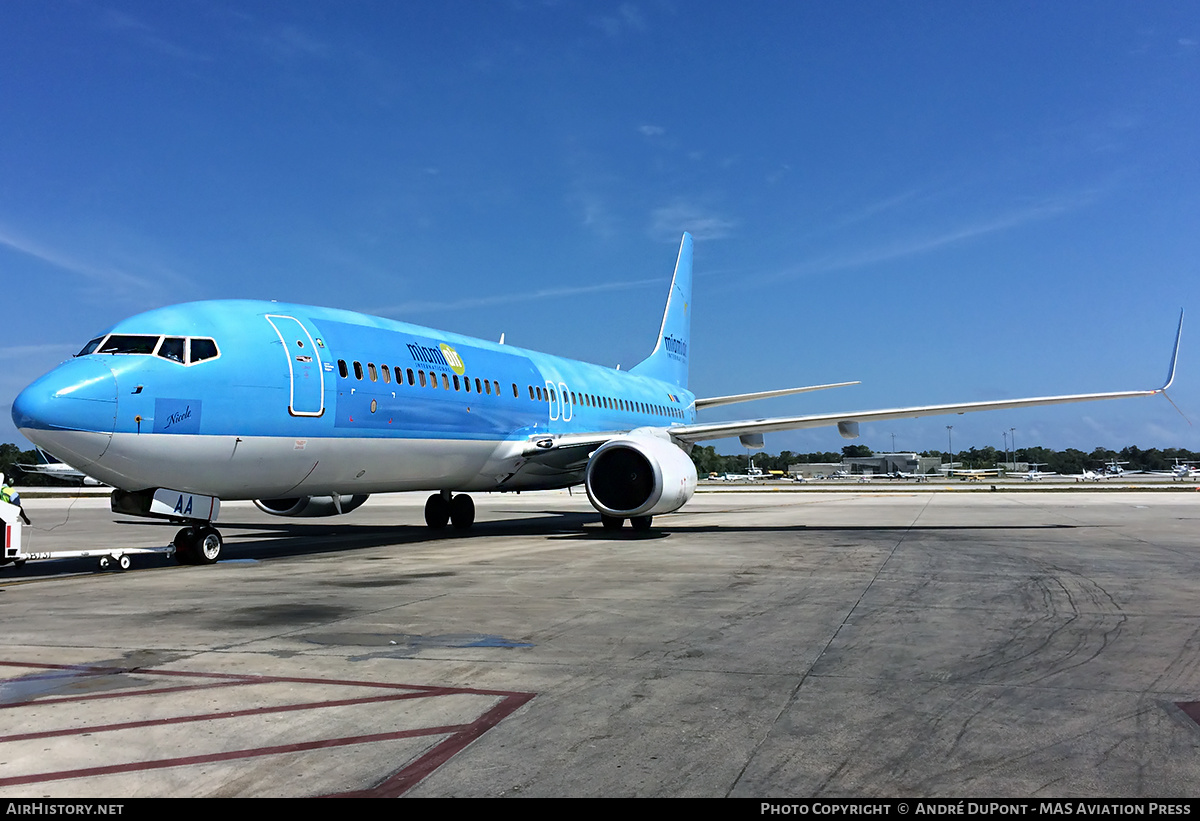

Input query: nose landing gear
[173,525,223,565]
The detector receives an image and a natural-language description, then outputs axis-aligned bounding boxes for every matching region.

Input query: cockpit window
[157,337,186,363]
[76,337,104,357]
[189,338,219,363]
[77,334,220,365]
[98,335,160,355]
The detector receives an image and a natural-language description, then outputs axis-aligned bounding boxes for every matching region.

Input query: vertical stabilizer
[630,233,692,389]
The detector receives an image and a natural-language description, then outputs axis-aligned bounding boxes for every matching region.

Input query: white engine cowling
[585,435,697,519]
[253,494,369,518]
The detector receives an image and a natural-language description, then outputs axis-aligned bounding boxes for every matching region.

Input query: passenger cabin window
[338,360,348,378]
[368,363,378,382]
[353,361,363,380]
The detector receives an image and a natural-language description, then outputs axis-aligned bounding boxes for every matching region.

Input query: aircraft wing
[669,386,1169,443]
[671,309,1183,445]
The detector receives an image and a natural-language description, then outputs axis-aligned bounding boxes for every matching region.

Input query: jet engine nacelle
[585,434,697,519]
[253,494,369,518]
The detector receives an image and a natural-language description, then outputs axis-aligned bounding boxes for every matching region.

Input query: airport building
[788,453,942,478]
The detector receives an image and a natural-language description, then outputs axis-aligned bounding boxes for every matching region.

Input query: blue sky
[2,1,1197,456]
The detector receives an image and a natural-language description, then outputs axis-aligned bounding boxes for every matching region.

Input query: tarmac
[1,487,1198,797]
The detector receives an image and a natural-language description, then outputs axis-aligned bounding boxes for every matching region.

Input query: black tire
[630,516,653,532]
[601,515,624,531]
[194,526,223,564]
[117,555,131,571]
[424,494,449,529]
[173,527,198,565]
[450,494,475,529]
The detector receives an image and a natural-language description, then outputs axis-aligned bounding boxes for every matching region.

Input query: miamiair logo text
[663,334,687,361]
[406,341,466,375]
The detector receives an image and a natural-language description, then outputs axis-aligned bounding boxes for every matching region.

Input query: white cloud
[649,202,736,242]
[591,4,648,37]
[0,224,179,305]
[376,278,659,317]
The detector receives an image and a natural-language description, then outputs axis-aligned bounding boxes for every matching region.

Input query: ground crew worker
[0,473,32,525]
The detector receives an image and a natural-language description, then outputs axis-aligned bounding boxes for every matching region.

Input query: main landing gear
[173,525,223,565]
[600,515,653,532]
[425,492,475,530]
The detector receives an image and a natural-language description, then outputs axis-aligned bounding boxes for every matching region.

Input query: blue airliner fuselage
[9,234,1182,564]
[13,296,696,499]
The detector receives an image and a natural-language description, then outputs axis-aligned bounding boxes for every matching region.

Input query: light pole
[1010,427,1016,469]
[1002,430,1009,469]
[946,425,954,471]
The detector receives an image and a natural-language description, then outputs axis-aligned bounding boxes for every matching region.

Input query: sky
[1,1,1198,457]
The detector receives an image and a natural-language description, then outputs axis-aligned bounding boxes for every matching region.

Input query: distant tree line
[4,442,1199,485]
[688,443,1200,476]
[0,443,61,486]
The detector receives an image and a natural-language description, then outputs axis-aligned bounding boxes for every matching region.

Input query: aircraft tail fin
[630,233,692,389]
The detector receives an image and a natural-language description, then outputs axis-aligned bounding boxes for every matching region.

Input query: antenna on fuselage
[499,333,505,345]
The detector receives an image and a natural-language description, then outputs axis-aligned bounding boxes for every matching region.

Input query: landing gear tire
[173,527,198,565]
[601,515,624,531]
[98,556,111,571]
[425,494,450,529]
[450,494,475,530]
[117,554,131,571]
[630,516,653,532]
[194,526,222,564]
[174,525,222,565]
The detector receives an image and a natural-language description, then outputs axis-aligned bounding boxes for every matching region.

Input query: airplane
[885,469,928,482]
[1010,463,1057,481]
[15,447,106,486]
[9,234,1185,565]
[1149,460,1200,481]
[1100,459,1141,478]
[940,466,1002,482]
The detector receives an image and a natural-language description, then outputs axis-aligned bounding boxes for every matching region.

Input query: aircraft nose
[11,358,117,468]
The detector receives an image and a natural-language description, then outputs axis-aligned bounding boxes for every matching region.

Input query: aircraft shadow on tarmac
[0,508,1084,581]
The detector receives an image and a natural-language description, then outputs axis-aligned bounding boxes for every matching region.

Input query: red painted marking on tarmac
[329,691,538,798]
[0,660,535,794]
[0,690,460,743]
[1177,701,1200,726]
[0,724,475,787]
[0,679,250,708]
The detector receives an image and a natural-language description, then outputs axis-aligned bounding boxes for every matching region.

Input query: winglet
[1161,308,1184,391]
